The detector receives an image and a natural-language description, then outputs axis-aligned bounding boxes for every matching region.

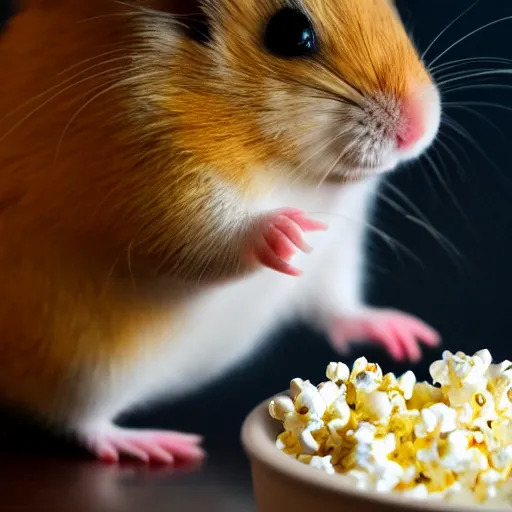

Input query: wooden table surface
[0,447,256,511]
[0,414,256,512]
[0,454,255,511]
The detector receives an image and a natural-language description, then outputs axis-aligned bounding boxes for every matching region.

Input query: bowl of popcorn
[241,349,512,512]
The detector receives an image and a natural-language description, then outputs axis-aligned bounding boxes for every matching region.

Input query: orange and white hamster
[0,0,441,464]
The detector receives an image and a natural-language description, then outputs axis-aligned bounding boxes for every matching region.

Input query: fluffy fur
[0,0,440,460]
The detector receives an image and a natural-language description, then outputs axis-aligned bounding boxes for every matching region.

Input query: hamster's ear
[174,0,212,44]
[0,0,18,33]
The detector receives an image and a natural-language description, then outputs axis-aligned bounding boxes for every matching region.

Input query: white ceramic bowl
[241,396,507,512]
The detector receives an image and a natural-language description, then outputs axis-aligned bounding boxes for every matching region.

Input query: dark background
[2,0,512,510]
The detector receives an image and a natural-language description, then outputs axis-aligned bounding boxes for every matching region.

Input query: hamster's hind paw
[80,423,205,465]
[329,308,440,363]
[245,208,327,277]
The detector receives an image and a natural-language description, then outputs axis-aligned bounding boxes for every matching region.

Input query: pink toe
[288,212,328,232]
[368,324,404,361]
[97,445,119,463]
[265,225,297,261]
[160,432,201,442]
[395,328,421,362]
[256,238,301,276]
[328,308,440,362]
[399,317,440,346]
[134,442,174,464]
[157,432,203,443]
[416,324,440,345]
[276,207,305,216]
[164,443,205,461]
[149,433,206,461]
[273,215,311,253]
[83,426,205,465]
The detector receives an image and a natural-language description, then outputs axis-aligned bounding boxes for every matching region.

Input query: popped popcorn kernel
[326,362,350,384]
[269,349,512,507]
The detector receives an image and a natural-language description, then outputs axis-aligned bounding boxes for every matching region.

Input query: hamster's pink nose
[396,97,425,151]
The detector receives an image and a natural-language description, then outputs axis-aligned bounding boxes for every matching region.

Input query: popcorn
[358,390,392,423]
[269,349,512,507]
[425,403,457,433]
[294,381,327,419]
[309,455,336,475]
[326,362,350,384]
[268,396,294,421]
[300,417,324,454]
[317,381,340,407]
[397,371,416,400]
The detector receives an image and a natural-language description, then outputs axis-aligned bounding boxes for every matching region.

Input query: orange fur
[0,0,434,425]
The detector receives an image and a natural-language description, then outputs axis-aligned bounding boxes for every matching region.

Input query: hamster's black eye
[264,7,317,58]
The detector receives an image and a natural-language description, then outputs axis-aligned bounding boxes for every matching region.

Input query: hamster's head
[140,0,441,185]
[0,0,441,272]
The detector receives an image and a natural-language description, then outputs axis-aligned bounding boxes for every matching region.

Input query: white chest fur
[87,177,381,424]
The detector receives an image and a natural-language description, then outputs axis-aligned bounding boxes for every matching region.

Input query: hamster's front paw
[244,208,327,276]
[328,307,440,362]
[80,423,205,465]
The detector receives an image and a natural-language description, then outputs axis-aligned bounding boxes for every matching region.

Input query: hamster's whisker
[315,136,359,190]
[53,49,134,79]
[114,0,166,17]
[436,128,473,172]
[77,10,141,24]
[423,151,470,230]
[289,133,343,185]
[444,100,512,116]
[443,84,512,96]
[320,62,366,102]
[433,129,468,179]
[428,15,512,69]
[100,257,122,298]
[404,214,469,275]
[442,113,506,182]
[437,69,512,88]
[380,182,454,247]
[234,63,360,107]
[195,237,226,285]
[424,150,451,190]
[0,67,129,144]
[429,140,450,179]
[124,1,208,36]
[89,178,135,227]
[315,152,345,190]
[303,94,353,108]
[445,100,512,111]
[415,158,438,204]
[443,104,508,143]
[431,56,512,74]
[283,78,356,106]
[0,56,131,128]
[309,209,425,271]
[54,75,131,161]
[377,186,464,267]
[56,69,164,158]
[435,67,511,83]
[421,0,480,62]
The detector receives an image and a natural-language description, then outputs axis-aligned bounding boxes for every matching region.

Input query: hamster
[0,0,441,464]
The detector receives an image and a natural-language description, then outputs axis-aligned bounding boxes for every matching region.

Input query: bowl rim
[241,393,509,512]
